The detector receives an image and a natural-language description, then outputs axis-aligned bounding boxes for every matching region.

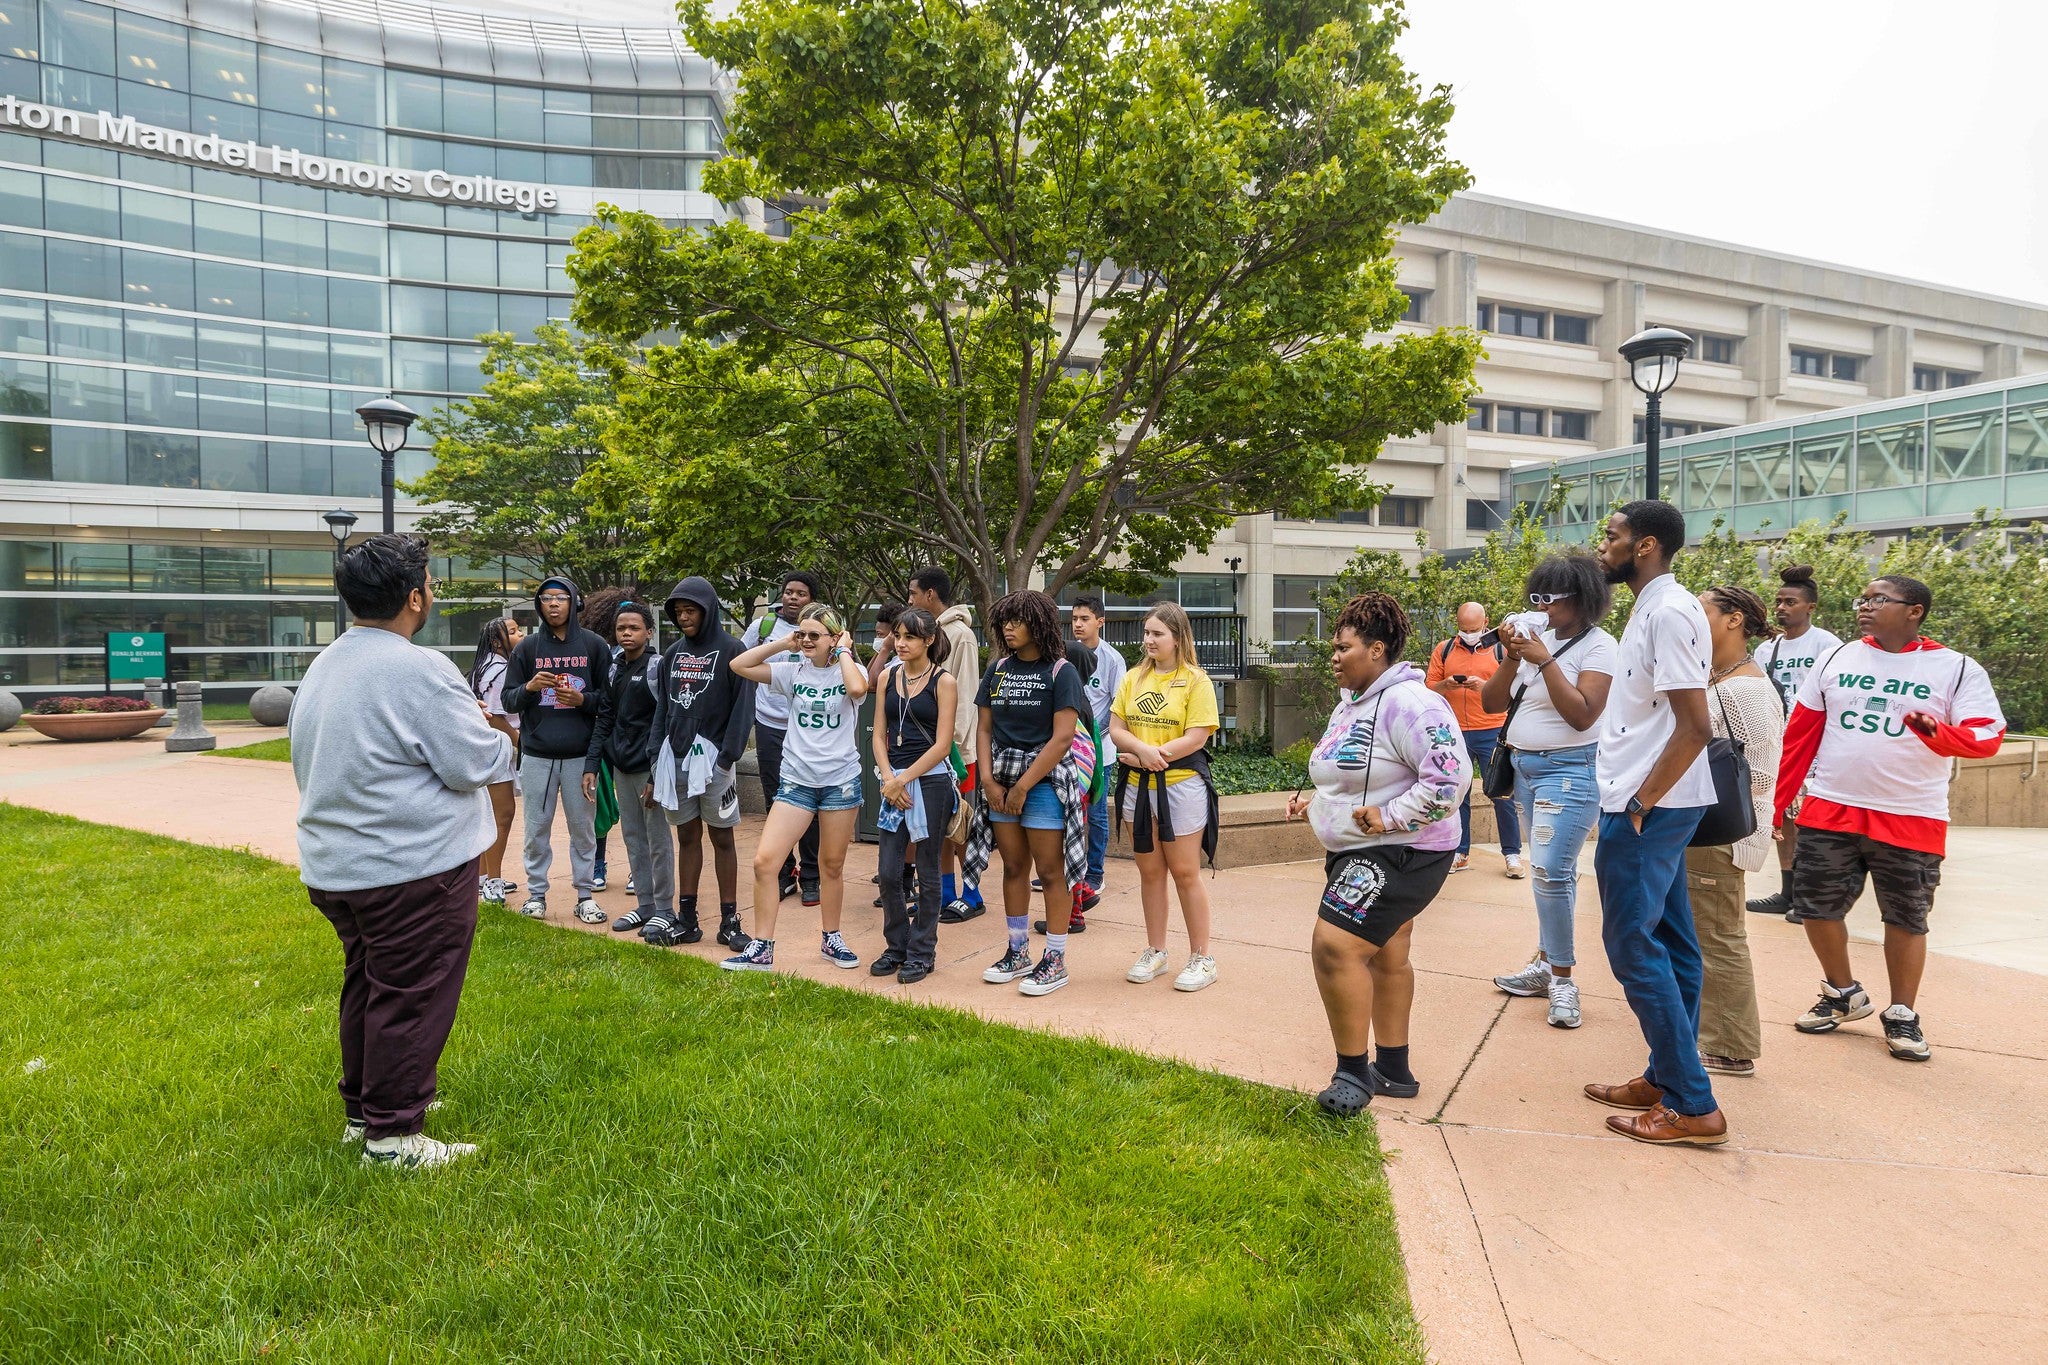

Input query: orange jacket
[1425,637,1508,732]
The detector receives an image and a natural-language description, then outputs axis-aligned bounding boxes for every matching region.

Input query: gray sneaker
[1546,975,1582,1029]
[1494,954,1552,997]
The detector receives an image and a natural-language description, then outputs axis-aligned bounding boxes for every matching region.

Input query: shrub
[30,696,154,715]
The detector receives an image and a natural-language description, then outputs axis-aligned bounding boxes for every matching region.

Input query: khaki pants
[1685,843,1762,1061]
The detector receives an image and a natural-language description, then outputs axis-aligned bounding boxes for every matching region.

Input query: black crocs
[1369,1063,1421,1100]
[1315,1071,1373,1118]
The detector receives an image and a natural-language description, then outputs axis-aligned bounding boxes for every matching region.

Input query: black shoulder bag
[1483,630,1589,801]
[1687,683,1759,849]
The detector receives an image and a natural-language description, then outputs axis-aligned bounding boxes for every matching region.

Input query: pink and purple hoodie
[1307,661,1470,854]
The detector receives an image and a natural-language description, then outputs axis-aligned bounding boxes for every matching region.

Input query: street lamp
[322,507,358,641]
[353,396,419,534]
[1619,326,1691,501]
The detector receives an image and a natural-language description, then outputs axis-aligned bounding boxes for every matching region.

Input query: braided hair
[1703,584,1778,640]
[988,589,1065,665]
[1332,592,1411,660]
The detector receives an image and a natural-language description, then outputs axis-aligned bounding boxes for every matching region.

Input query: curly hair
[579,585,646,645]
[1333,592,1411,659]
[1703,584,1778,640]
[988,589,1066,665]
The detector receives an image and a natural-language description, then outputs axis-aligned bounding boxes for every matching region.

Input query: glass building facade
[1511,375,2048,542]
[0,0,731,693]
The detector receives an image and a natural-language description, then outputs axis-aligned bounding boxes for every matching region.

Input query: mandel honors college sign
[0,94,561,214]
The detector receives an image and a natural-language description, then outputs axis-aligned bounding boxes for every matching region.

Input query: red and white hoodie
[1773,636,2006,856]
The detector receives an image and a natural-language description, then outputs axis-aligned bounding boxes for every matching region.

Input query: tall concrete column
[1432,249,1480,547]
[1746,304,1788,424]
[1240,513,1276,662]
[1595,280,1646,450]
[1985,343,2023,382]
[1870,324,1914,399]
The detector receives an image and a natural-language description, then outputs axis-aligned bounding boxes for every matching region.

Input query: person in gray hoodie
[291,534,508,1170]
[645,576,755,948]
[501,574,614,925]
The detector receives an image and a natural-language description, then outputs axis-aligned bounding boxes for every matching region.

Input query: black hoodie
[586,643,662,775]
[652,577,754,772]
[502,574,615,761]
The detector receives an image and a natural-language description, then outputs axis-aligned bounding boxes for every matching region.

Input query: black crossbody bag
[1484,630,1590,801]
[1688,685,1758,849]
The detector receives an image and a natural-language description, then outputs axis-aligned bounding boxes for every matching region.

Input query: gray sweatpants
[614,768,675,917]
[520,753,596,901]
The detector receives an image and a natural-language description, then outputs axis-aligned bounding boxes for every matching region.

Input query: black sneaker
[1745,892,1789,915]
[800,880,822,908]
[717,914,748,950]
[1031,914,1087,934]
[673,916,704,946]
[897,962,932,985]
[870,950,906,977]
[777,872,801,902]
[1795,979,1874,1033]
[1881,1005,1931,1061]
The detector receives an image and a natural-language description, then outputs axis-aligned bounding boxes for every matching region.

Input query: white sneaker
[1173,954,1218,992]
[1127,947,1172,983]
[478,876,504,906]
[518,897,547,919]
[1503,853,1526,880]
[574,898,607,924]
[361,1132,477,1170]
[1547,975,1582,1029]
[343,1118,366,1143]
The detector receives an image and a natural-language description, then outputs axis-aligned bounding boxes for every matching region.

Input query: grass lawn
[202,702,253,722]
[215,737,291,762]
[0,806,1421,1363]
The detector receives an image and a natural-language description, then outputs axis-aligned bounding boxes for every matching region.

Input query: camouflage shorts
[1789,828,1941,935]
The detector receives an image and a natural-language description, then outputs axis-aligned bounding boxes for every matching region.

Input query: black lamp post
[353,397,419,533]
[1618,326,1692,500]
[322,507,358,640]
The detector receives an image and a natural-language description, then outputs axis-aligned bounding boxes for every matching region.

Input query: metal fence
[1103,614,1247,679]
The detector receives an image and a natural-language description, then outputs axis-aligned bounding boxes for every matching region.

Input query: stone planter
[22,709,167,742]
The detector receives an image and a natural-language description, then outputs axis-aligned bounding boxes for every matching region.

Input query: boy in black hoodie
[585,601,671,935]
[644,577,755,947]
[502,574,614,923]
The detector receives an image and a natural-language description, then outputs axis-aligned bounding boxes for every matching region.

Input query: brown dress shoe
[1606,1104,1729,1146]
[1583,1076,1664,1110]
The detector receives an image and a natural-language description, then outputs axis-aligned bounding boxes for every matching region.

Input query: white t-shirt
[1502,625,1619,752]
[1754,626,1844,712]
[1793,639,2004,823]
[1084,639,1126,730]
[768,657,860,787]
[746,615,803,727]
[475,655,518,733]
[1596,573,1716,813]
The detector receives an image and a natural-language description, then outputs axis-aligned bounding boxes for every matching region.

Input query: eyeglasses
[791,631,827,644]
[1853,595,1907,611]
[1528,592,1575,606]
[537,593,570,604]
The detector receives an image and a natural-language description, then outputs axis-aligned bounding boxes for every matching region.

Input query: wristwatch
[1625,795,1647,817]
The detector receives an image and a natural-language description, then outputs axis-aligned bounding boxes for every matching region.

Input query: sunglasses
[1528,592,1574,607]
[792,630,828,644]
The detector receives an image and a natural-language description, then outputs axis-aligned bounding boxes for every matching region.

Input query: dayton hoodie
[501,574,615,760]
[653,577,755,773]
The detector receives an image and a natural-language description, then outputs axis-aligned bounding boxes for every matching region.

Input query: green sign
[106,631,167,683]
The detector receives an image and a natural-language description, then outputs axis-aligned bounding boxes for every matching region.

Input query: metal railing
[1104,615,1247,679]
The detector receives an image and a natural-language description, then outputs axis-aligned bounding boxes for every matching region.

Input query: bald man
[1425,602,1523,875]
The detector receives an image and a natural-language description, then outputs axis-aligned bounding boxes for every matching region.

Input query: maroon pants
[309,857,480,1141]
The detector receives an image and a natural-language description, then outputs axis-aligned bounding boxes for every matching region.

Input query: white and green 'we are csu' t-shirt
[768,658,860,787]
[1755,626,1843,710]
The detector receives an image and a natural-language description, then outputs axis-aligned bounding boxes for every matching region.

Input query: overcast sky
[1397,0,2048,305]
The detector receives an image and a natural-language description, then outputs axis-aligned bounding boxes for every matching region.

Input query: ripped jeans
[1510,743,1600,968]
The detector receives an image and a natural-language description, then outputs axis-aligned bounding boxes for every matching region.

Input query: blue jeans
[1458,728,1521,856]
[1594,804,1716,1116]
[1085,787,1109,890]
[1511,745,1599,968]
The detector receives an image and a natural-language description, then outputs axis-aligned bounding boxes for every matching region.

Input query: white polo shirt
[1596,571,1716,813]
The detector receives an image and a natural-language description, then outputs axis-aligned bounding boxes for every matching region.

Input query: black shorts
[1790,828,1941,935]
[1319,846,1454,946]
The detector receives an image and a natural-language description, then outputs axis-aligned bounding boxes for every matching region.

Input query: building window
[1550,313,1591,346]
[1467,402,1491,432]
[1791,348,1826,377]
[1792,347,1865,382]
[1495,405,1543,436]
[1379,495,1425,527]
[1550,410,1590,441]
[1830,354,1862,382]
[1475,302,1492,331]
[1273,575,1332,657]
[1466,499,1498,532]
[1398,288,1427,324]
[1917,366,1980,392]
[1699,334,1738,365]
[1946,369,1978,389]
[1493,305,1544,339]
[1633,417,1724,443]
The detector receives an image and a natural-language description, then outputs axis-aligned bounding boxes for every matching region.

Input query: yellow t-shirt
[1111,665,1220,785]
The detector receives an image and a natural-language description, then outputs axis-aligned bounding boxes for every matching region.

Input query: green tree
[403,325,648,595]
[1875,514,2048,734]
[569,0,1481,618]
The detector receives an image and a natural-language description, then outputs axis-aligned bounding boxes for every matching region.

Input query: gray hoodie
[290,625,511,892]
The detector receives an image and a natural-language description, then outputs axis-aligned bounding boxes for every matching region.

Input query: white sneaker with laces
[1547,975,1582,1029]
[361,1132,477,1170]
[343,1118,366,1143]
[574,898,607,924]
[1173,954,1218,992]
[1127,947,1172,983]
[1503,853,1526,880]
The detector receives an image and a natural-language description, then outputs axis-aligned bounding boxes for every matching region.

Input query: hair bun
[1779,563,1816,586]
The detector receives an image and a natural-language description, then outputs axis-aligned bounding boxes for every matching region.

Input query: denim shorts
[989,779,1064,830]
[776,777,863,813]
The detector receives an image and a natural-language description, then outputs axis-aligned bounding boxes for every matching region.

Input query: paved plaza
[6,725,2047,1363]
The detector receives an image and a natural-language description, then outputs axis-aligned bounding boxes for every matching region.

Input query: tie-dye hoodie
[1307,661,1470,854]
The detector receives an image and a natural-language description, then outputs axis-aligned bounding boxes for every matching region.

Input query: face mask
[1458,629,1485,646]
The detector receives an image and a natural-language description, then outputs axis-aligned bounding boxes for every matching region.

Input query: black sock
[1780,866,1794,899]
[678,895,698,919]
[720,901,738,918]
[1336,1051,1372,1085]
[1375,1045,1414,1086]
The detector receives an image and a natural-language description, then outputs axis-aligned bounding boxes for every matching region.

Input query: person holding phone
[1425,602,1522,875]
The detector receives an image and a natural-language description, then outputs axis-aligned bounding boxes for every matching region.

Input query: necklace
[1709,659,1746,683]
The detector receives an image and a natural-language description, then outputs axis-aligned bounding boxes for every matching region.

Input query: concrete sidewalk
[6,728,2047,1363]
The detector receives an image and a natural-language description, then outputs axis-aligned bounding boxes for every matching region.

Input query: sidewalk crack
[1438,1124,1524,1363]
[1432,993,1511,1123]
